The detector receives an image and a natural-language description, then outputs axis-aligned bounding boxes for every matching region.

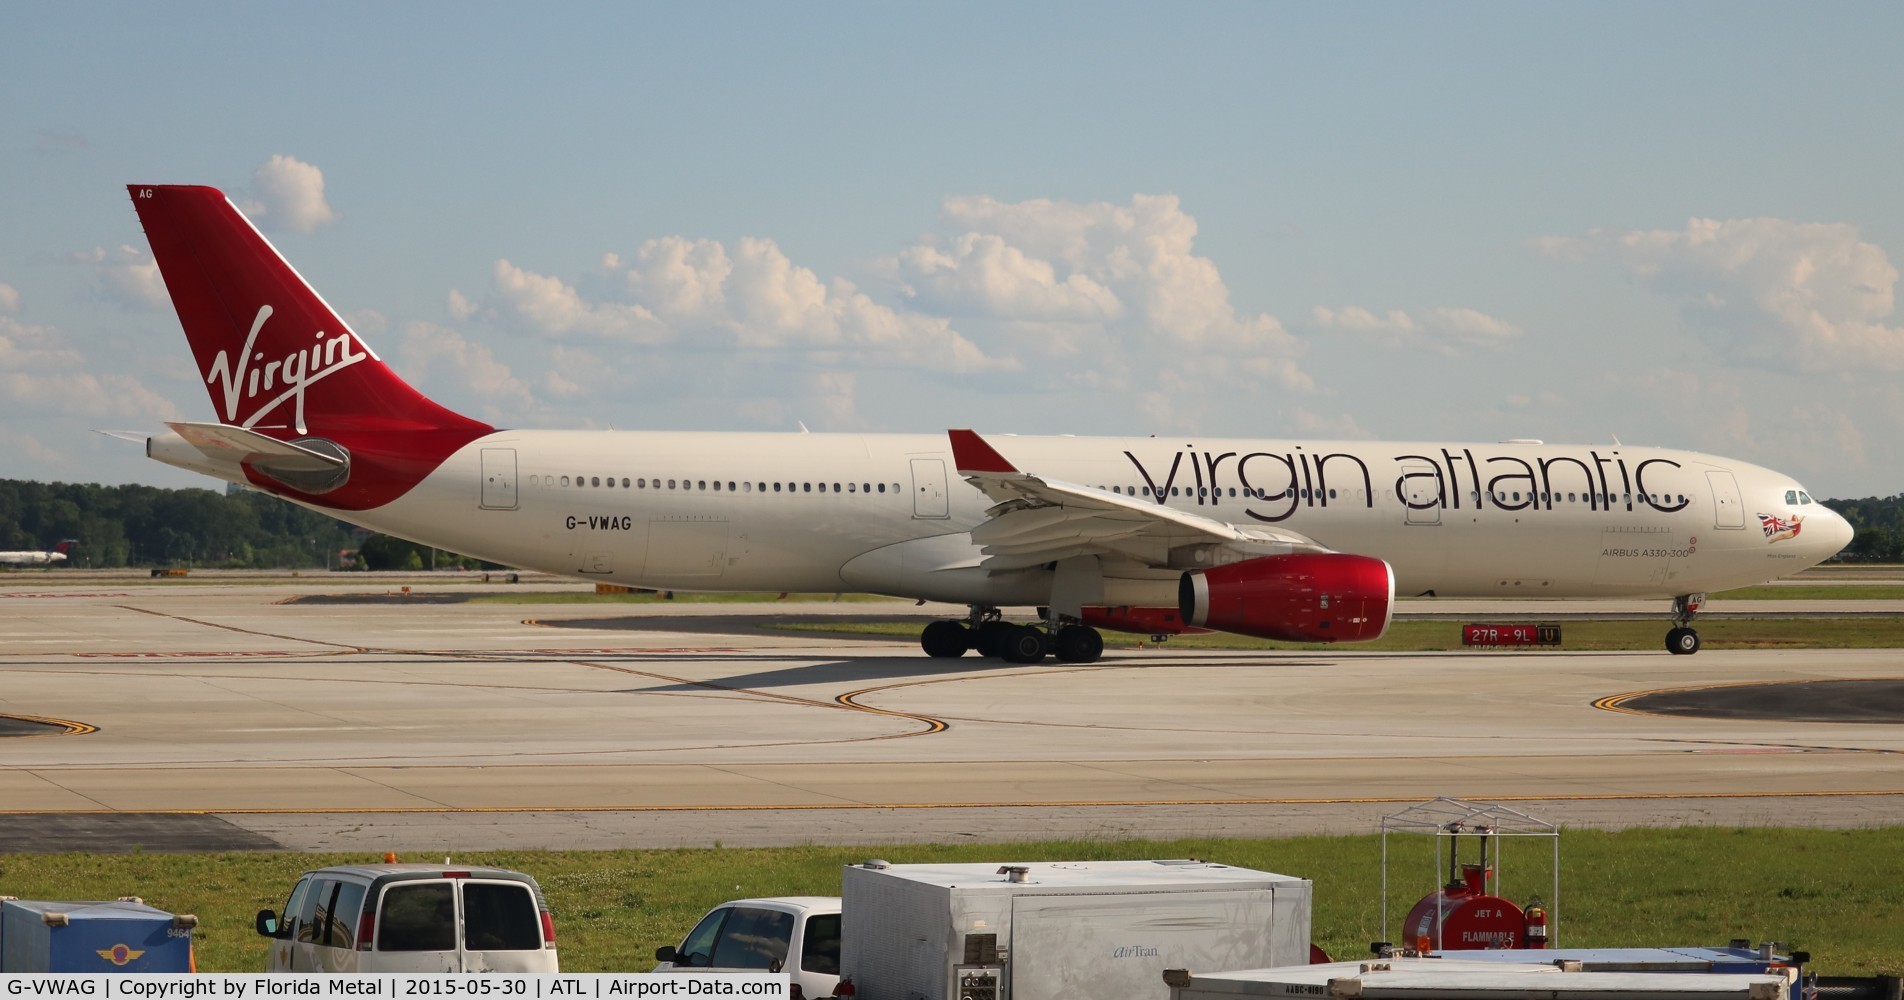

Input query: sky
[4,3,1903,498]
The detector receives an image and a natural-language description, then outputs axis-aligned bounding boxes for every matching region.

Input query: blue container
[0,898,194,973]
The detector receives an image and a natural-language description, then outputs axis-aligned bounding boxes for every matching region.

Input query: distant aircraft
[0,540,74,567]
[127,184,1853,661]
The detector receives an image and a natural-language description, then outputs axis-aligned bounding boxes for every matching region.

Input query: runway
[2,573,1902,851]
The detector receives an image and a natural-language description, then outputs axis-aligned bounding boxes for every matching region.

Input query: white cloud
[243,155,337,233]
[399,321,537,418]
[489,260,668,342]
[0,286,180,423]
[469,237,1012,376]
[881,194,1308,426]
[0,372,180,421]
[902,194,1297,354]
[75,245,168,310]
[1312,304,1519,352]
[1539,217,1904,370]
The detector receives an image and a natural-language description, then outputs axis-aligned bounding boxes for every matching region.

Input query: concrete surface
[2,574,1901,852]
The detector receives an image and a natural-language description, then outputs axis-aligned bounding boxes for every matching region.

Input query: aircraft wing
[948,429,1327,572]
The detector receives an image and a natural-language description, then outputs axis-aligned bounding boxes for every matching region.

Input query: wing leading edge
[946,429,1327,572]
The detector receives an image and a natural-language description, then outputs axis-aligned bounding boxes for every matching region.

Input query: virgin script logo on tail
[205,305,368,433]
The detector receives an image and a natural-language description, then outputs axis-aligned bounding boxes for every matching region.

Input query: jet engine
[1178,553,1395,643]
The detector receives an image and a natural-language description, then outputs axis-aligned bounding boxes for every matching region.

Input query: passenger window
[463,883,541,952]
[280,878,313,942]
[559,476,570,487]
[675,907,727,969]
[862,483,870,493]
[297,879,330,944]
[801,914,842,975]
[773,483,782,492]
[621,478,630,488]
[329,881,366,948]
[713,481,722,491]
[378,882,456,952]
[803,483,812,493]
[709,907,794,970]
[878,484,886,493]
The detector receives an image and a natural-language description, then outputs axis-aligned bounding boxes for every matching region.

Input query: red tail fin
[128,185,486,438]
[130,185,492,511]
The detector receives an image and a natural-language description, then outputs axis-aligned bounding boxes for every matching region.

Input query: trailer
[839,859,1311,1000]
[1163,957,1788,1000]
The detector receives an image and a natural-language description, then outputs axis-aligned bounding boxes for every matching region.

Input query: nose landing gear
[1665,593,1705,655]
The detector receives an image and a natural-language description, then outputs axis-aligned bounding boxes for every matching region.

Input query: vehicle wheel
[999,625,1048,664]
[1665,627,1701,655]
[920,620,970,658]
[1054,626,1104,663]
[975,620,1012,658]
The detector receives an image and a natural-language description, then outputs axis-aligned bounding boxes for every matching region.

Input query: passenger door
[267,878,313,972]
[459,880,546,972]
[374,881,460,972]
[290,878,333,972]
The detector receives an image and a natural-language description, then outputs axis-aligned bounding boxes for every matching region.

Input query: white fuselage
[298,430,1851,607]
[0,551,67,567]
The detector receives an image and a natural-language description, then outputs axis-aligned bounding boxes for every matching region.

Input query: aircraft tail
[128,185,487,438]
[129,185,492,510]
[53,540,75,555]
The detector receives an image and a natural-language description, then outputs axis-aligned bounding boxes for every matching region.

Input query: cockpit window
[1798,491,1814,505]
[1785,490,1798,504]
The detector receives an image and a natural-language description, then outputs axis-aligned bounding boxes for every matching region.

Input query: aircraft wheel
[1665,627,1701,655]
[974,620,1013,658]
[999,625,1048,664]
[920,620,970,658]
[1054,626,1104,664]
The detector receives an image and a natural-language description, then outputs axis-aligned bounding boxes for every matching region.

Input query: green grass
[469,591,905,605]
[773,617,1904,651]
[1712,584,1904,600]
[0,829,1897,975]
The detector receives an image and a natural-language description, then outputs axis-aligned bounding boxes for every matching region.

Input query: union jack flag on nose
[1759,512,1802,542]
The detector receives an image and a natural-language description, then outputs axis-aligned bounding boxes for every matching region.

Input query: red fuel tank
[1402,864,1526,950]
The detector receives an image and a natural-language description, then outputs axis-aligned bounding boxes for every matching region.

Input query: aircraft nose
[1819,508,1855,558]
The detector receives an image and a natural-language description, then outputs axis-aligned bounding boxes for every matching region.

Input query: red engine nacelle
[1178,553,1394,643]
[1079,605,1209,636]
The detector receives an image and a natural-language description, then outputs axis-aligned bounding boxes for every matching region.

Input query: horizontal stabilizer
[167,421,345,472]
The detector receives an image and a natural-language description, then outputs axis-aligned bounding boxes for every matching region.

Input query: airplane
[0,540,75,567]
[125,184,1854,662]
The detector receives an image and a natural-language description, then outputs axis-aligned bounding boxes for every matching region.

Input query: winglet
[948,429,1018,474]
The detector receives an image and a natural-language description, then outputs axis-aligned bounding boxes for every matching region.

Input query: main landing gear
[919,606,1105,664]
[1665,593,1705,655]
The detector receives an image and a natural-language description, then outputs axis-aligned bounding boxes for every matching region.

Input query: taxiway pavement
[2,574,1901,851]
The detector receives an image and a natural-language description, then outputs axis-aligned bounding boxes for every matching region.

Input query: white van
[654,897,841,999]
[255,864,558,973]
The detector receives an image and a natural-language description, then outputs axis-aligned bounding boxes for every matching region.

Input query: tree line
[1,477,1900,569]
[0,479,485,570]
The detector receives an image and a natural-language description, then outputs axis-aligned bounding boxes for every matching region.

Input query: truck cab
[654,897,841,999]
